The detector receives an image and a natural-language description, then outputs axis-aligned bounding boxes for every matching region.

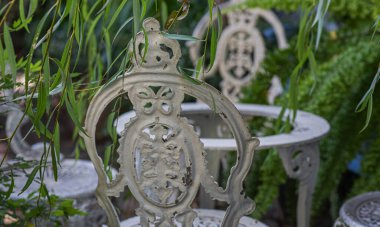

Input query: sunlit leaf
[112,17,133,44]
[195,55,204,80]
[162,32,202,41]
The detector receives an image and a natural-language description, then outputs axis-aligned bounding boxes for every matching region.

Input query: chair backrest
[187,0,288,102]
[82,18,259,227]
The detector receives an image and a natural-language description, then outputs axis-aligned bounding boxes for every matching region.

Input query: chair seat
[9,159,98,199]
[119,209,267,227]
[335,191,380,227]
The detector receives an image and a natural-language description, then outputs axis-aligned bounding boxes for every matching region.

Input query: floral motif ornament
[82,17,259,227]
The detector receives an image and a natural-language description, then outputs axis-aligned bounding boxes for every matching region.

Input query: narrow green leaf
[27,0,38,18]
[179,67,203,85]
[42,43,51,112]
[19,166,40,195]
[360,96,373,133]
[35,3,68,49]
[312,0,331,49]
[160,0,168,27]
[162,32,202,41]
[195,55,204,80]
[355,90,372,113]
[35,82,47,121]
[208,0,214,20]
[3,24,17,83]
[208,24,217,71]
[0,2,12,17]
[133,0,141,33]
[103,145,112,170]
[104,28,112,67]
[24,4,56,96]
[217,5,223,39]
[141,27,149,64]
[50,142,58,181]
[19,0,30,32]
[141,0,147,19]
[97,0,111,15]
[85,12,104,48]
[64,95,88,136]
[53,122,61,165]
[106,0,129,30]
[308,50,317,95]
[4,170,14,199]
[112,17,133,44]
[0,42,5,76]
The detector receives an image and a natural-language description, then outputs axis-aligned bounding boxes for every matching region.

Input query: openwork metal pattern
[187,0,288,102]
[82,18,259,227]
[335,191,380,227]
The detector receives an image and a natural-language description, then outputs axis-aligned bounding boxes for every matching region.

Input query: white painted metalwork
[117,209,267,227]
[2,102,104,226]
[83,18,264,227]
[334,191,380,227]
[187,1,288,102]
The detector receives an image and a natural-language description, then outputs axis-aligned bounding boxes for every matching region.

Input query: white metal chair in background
[82,18,267,227]
[1,98,106,226]
[187,0,288,103]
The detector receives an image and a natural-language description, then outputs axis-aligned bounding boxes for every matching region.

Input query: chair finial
[132,17,182,72]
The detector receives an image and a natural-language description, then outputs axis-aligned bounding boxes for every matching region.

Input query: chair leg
[278,143,320,227]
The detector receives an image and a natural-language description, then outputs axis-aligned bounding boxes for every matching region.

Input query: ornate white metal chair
[334,191,380,227]
[115,4,330,227]
[187,0,288,103]
[82,18,266,227]
[2,102,106,226]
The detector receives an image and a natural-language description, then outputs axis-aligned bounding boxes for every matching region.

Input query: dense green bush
[241,1,380,225]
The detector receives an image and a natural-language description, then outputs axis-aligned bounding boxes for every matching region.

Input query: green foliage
[242,4,380,224]
[0,159,85,226]
[244,0,380,20]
